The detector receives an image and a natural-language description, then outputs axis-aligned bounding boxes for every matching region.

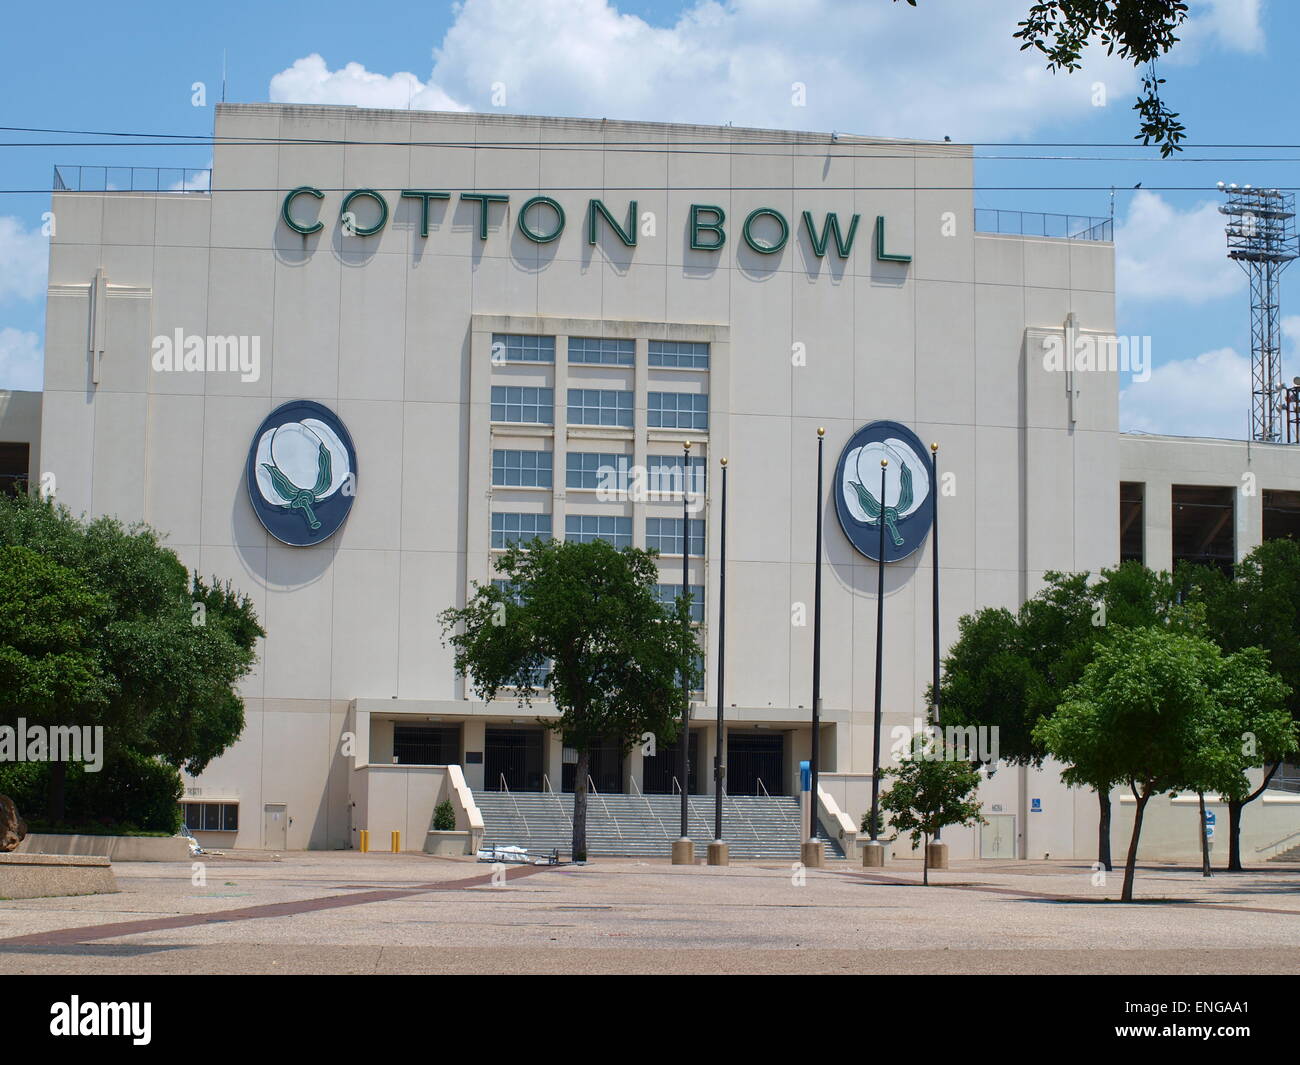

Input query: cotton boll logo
[247,401,357,546]
[834,421,933,562]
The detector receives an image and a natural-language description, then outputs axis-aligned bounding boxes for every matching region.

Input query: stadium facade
[6,102,1300,861]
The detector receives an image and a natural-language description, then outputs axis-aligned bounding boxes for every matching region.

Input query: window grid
[491,512,552,549]
[646,517,705,556]
[568,388,634,427]
[648,391,709,430]
[654,583,705,623]
[184,802,239,832]
[647,454,707,496]
[649,340,710,369]
[569,336,635,366]
[565,514,633,547]
[567,452,632,491]
[492,449,553,488]
[491,385,554,425]
[492,333,555,363]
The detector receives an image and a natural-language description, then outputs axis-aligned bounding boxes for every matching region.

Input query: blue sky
[0,0,1295,437]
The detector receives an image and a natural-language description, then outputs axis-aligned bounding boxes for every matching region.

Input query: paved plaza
[1,852,1299,974]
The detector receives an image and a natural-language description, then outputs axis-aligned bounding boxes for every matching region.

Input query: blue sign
[1030,798,1042,813]
[247,400,358,546]
[1204,810,1216,825]
[800,760,811,793]
[833,420,934,562]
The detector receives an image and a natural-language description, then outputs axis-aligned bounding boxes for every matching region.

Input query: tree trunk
[1121,788,1150,902]
[571,748,590,862]
[1227,798,1244,872]
[1097,789,1112,871]
[1198,793,1212,878]
[923,832,930,886]
[48,760,67,825]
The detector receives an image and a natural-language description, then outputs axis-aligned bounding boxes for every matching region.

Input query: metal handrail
[756,777,770,798]
[543,774,572,827]
[499,773,530,840]
[588,776,622,840]
[1255,828,1300,854]
[722,786,761,841]
[631,777,671,839]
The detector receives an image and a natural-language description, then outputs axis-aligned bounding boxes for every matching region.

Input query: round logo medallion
[833,420,933,562]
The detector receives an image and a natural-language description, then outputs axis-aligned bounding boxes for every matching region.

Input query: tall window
[567,452,631,491]
[654,583,705,623]
[569,337,634,366]
[565,514,632,547]
[1264,489,1300,542]
[1120,482,1144,564]
[649,340,709,369]
[0,442,29,497]
[646,517,705,555]
[491,386,554,424]
[491,512,552,549]
[492,333,554,363]
[568,388,633,427]
[648,392,708,430]
[1172,485,1234,576]
[492,449,553,488]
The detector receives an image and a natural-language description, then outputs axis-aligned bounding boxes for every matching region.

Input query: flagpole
[680,439,692,842]
[931,442,940,727]
[869,458,888,842]
[810,428,824,844]
[714,457,728,846]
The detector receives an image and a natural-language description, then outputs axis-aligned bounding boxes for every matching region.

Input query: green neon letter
[587,199,637,247]
[282,186,324,235]
[875,215,911,263]
[742,207,789,254]
[460,193,510,240]
[518,195,566,243]
[340,189,389,237]
[401,189,451,238]
[802,211,860,258]
[689,204,726,251]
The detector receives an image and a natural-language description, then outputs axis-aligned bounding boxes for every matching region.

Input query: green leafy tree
[896,0,1189,155]
[0,494,264,822]
[880,747,986,885]
[1178,539,1300,869]
[439,538,701,861]
[1036,627,1290,901]
[936,563,1179,869]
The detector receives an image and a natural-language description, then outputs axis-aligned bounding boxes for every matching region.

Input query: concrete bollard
[926,841,949,870]
[671,838,695,864]
[707,841,729,866]
[861,841,886,867]
[801,840,824,868]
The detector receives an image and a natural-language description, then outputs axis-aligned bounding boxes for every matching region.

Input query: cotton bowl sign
[834,420,933,563]
[247,401,357,546]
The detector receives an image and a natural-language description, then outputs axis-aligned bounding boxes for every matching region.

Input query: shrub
[0,751,181,833]
[433,799,456,831]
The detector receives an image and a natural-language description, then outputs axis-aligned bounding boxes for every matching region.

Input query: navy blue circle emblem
[833,420,933,563]
[246,401,358,546]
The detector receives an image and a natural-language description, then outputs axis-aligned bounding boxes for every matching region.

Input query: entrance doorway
[980,814,1017,858]
[484,727,545,791]
[643,730,699,794]
[263,803,288,850]
[727,731,785,796]
[563,738,625,794]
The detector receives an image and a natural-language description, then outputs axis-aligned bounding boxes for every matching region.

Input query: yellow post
[359,829,369,853]
[391,830,401,853]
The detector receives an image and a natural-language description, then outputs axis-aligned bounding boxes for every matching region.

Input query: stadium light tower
[1218,183,1299,442]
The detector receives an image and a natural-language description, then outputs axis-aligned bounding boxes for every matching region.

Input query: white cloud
[0,328,42,392]
[1175,0,1265,59]
[1120,346,1253,438]
[269,0,1141,141]
[270,54,467,113]
[0,216,48,305]
[1115,191,1241,305]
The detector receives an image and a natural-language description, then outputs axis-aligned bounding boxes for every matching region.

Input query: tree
[897,0,1189,156]
[880,746,986,885]
[438,538,701,861]
[0,494,264,821]
[1035,627,1290,901]
[936,563,1179,869]
[1178,539,1300,869]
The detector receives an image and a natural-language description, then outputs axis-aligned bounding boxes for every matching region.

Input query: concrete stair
[1268,843,1300,863]
[475,791,844,860]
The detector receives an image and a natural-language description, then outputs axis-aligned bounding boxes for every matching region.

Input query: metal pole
[811,428,824,842]
[869,458,888,841]
[931,442,940,725]
[680,440,692,840]
[714,457,727,841]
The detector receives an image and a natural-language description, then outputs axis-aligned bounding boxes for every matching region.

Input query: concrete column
[463,719,486,792]
[1144,480,1173,572]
